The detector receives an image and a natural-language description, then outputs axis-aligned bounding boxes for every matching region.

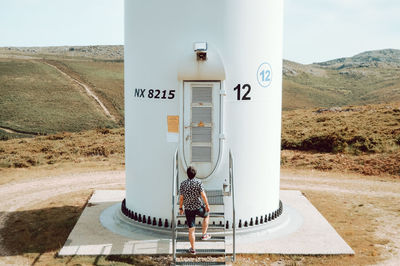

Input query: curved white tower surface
[124,0,283,229]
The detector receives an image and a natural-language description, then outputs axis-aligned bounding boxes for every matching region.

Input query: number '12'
[234,84,251,101]
[260,70,271,82]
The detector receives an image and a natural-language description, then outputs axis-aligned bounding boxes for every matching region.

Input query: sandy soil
[0,168,399,265]
[280,170,400,266]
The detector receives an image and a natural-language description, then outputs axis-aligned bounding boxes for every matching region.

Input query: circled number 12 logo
[257,62,272,88]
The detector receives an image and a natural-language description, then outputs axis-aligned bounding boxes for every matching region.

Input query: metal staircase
[172,149,236,266]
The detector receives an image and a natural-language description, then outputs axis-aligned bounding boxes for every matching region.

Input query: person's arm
[179,195,184,215]
[201,191,210,212]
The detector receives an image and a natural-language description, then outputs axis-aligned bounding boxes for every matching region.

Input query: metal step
[175,190,223,197]
[176,223,225,231]
[175,262,226,265]
[176,190,224,205]
[176,197,223,205]
[176,235,225,242]
[176,249,225,256]
[177,212,224,218]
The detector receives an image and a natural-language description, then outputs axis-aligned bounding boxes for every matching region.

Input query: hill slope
[0,58,117,139]
[1,46,400,138]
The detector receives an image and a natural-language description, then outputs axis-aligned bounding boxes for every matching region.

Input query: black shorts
[185,206,209,228]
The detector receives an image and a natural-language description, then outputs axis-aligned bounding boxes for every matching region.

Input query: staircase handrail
[229,149,236,262]
[172,148,179,263]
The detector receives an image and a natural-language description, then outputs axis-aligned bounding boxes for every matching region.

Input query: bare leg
[202,215,209,235]
[189,227,196,249]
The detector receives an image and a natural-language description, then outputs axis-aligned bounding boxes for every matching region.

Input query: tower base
[59,190,354,256]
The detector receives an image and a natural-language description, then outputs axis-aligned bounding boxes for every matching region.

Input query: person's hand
[179,208,184,215]
[205,205,210,213]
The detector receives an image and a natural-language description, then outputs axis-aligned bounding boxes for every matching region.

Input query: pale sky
[0,0,399,64]
[285,0,400,63]
[0,0,124,47]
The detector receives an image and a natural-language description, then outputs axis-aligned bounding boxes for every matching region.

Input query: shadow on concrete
[0,206,82,256]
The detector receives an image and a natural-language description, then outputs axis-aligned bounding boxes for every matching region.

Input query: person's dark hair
[187,166,197,180]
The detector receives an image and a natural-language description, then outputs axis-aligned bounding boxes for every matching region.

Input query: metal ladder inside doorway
[171,149,236,265]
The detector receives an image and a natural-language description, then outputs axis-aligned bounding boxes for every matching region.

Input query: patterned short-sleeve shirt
[179,178,205,211]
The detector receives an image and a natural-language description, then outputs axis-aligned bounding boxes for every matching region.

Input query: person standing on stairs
[179,166,211,254]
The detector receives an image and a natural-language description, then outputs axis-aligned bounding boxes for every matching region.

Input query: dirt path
[0,127,18,134]
[281,174,400,198]
[0,170,398,265]
[0,126,37,136]
[43,61,116,121]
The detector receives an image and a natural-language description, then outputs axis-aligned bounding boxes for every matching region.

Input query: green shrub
[396,135,400,145]
[84,145,110,157]
[348,135,378,153]
[300,133,346,153]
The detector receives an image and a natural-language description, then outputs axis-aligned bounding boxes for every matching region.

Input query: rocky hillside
[0,45,124,60]
[283,49,400,110]
[316,49,400,69]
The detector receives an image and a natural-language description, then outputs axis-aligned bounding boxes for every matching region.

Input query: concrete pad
[59,190,354,256]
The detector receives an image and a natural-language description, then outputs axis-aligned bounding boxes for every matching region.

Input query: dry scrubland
[0,128,124,183]
[281,103,400,178]
[2,102,400,179]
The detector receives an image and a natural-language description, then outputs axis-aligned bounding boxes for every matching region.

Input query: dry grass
[281,150,400,178]
[44,59,124,124]
[59,59,124,121]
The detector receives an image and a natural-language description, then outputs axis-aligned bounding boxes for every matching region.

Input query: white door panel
[183,82,221,178]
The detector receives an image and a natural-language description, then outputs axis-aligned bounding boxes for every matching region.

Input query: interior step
[175,262,226,265]
[176,248,225,256]
[206,190,224,197]
[176,235,225,242]
[206,190,224,203]
[207,197,224,205]
[177,212,224,218]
